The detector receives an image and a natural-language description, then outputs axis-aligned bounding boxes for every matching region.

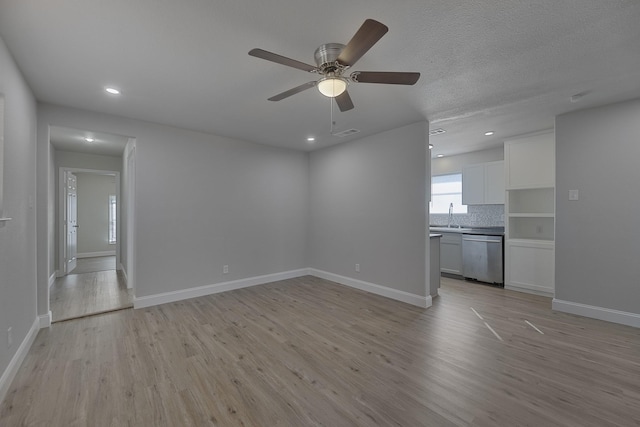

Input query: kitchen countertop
[429,233,442,238]
[429,226,505,236]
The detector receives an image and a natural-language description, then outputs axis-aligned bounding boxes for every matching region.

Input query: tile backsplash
[430,204,505,227]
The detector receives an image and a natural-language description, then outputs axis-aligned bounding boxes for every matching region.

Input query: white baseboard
[0,317,40,404]
[553,299,640,328]
[48,272,57,289]
[506,283,554,298]
[77,251,116,258]
[134,268,431,310]
[134,269,309,309]
[38,311,52,328]
[120,264,132,289]
[309,269,431,308]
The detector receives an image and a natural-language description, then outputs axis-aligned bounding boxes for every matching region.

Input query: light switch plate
[569,190,579,200]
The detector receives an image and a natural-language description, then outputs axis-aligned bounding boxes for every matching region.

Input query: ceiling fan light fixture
[317,77,347,98]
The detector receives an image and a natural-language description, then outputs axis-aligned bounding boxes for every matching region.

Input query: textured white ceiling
[1,0,639,156]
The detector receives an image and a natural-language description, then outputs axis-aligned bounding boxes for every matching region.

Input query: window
[430,173,468,214]
[108,194,117,244]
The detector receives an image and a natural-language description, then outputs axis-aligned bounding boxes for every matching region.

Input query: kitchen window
[108,194,116,244]
[430,173,468,214]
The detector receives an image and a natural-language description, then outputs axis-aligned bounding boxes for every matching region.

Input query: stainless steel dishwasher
[462,234,503,284]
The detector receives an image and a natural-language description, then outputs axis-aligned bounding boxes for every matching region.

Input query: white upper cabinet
[462,164,485,205]
[485,161,505,204]
[462,160,505,205]
[504,131,555,189]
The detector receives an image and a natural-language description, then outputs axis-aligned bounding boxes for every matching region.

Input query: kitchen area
[429,131,555,298]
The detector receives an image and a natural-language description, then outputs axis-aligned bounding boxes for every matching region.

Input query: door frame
[58,167,121,276]
[124,145,136,291]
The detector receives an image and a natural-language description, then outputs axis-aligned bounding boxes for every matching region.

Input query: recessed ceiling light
[105,87,120,95]
[437,154,444,158]
[85,137,94,142]
[307,137,315,142]
[484,131,495,136]
[428,144,433,150]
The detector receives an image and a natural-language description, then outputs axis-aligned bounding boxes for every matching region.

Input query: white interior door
[66,172,78,274]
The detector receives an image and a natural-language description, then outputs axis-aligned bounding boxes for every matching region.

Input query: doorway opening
[48,126,136,323]
[53,168,132,322]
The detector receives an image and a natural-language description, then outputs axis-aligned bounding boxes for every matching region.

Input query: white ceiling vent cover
[429,128,446,136]
[333,128,360,137]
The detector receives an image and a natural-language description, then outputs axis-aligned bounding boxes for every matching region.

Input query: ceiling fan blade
[249,48,317,72]
[268,81,317,101]
[351,71,420,85]
[335,90,354,112]
[337,19,389,67]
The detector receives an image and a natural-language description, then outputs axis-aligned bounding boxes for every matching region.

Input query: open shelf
[508,187,554,214]
[508,216,554,241]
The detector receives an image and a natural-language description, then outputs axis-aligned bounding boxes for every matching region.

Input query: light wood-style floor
[3,276,640,426]
[70,256,116,275]
[50,260,133,322]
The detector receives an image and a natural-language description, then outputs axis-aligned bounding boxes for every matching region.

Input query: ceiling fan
[248,19,420,112]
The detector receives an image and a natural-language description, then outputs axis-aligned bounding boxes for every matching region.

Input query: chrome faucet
[448,203,454,228]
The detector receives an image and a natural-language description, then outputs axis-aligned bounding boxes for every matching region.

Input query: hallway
[50,257,132,323]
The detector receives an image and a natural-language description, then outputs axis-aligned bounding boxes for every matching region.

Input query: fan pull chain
[330,95,336,135]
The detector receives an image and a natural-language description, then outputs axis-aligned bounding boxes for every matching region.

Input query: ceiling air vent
[333,128,360,138]
[429,128,446,136]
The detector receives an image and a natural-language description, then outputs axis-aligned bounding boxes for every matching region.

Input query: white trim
[505,283,554,298]
[308,269,431,308]
[553,299,640,328]
[120,263,130,288]
[133,268,432,311]
[48,272,57,289]
[77,251,116,258]
[134,269,309,309]
[38,311,52,328]
[0,317,40,404]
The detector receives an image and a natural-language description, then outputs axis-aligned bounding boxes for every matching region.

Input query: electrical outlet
[7,327,12,349]
[223,265,229,274]
[355,264,360,272]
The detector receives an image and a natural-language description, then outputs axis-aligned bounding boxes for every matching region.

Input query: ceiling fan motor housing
[314,43,346,74]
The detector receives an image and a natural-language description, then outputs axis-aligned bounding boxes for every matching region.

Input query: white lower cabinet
[440,233,462,275]
[505,240,554,296]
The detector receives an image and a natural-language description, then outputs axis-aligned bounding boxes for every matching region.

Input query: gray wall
[75,173,117,255]
[0,36,38,391]
[55,150,122,172]
[308,122,429,297]
[431,146,503,175]
[555,98,640,315]
[38,104,309,302]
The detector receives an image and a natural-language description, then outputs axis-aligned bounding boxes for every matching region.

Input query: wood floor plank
[69,256,116,275]
[3,275,640,426]
[50,267,132,322]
